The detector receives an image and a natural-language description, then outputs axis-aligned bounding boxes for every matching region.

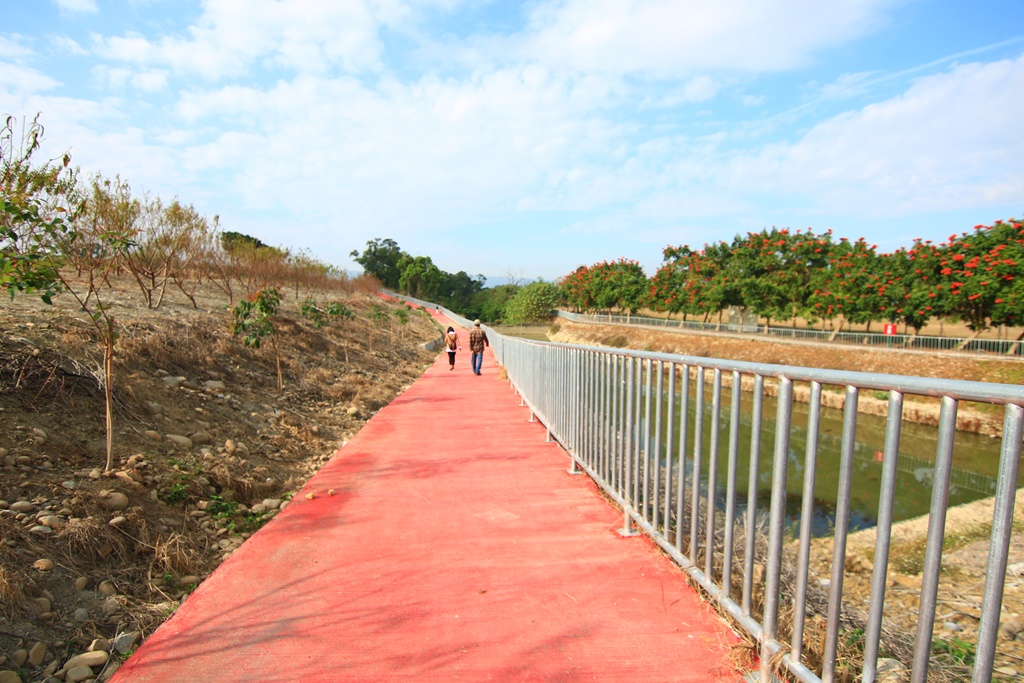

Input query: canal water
[676,390,1013,536]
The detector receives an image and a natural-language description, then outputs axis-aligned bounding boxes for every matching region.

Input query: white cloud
[132,70,168,92]
[520,0,899,77]
[55,0,99,13]
[814,71,877,100]
[0,36,33,59]
[0,62,61,94]
[93,0,389,80]
[49,35,88,56]
[733,54,1024,215]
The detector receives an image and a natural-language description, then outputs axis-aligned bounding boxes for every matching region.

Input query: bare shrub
[152,533,201,576]
[58,516,129,564]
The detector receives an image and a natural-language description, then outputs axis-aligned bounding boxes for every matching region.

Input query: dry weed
[0,547,24,608]
[152,533,201,576]
[57,516,129,564]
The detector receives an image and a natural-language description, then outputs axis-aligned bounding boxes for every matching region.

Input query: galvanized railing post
[690,367,705,565]
[862,390,904,683]
[620,356,638,537]
[742,374,764,619]
[760,376,793,683]
[791,381,822,666]
[974,404,1023,682]
[910,396,958,683]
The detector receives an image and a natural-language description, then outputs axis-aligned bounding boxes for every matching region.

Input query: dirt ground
[0,277,440,682]
[551,319,1024,680]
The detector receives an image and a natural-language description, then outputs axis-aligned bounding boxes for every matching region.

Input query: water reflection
[653,383,1011,536]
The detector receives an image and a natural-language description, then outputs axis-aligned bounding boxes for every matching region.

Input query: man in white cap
[468,319,489,376]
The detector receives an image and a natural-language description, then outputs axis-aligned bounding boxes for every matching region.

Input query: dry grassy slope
[0,278,439,682]
[550,320,1024,437]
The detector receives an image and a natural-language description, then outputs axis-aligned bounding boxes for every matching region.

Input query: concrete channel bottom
[111,324,744,682]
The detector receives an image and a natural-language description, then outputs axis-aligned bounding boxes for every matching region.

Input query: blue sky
[2,1,1022,283]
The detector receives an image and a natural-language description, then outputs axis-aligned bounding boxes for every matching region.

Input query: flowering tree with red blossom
[939,219,1024,334]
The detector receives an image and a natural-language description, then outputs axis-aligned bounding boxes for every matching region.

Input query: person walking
[444,326,460,371]
[469,319,489,376]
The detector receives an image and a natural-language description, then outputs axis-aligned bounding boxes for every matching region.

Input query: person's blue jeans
[471,352,483,374]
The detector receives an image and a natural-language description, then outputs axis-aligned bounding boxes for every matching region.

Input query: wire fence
[556,310,1024,357]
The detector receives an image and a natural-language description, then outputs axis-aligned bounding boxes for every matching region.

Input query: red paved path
[112,318,743,682]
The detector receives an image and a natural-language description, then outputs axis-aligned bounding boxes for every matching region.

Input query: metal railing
[556,310,1024,357]
[490,333,1022,683]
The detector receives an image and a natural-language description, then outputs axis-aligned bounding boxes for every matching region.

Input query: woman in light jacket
[444,327,460,371]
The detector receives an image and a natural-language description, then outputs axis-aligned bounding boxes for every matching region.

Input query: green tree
[0,114,74,303]
[559,265,597,313]
[939,220,1024,335]
[231,287,284,391]
[350,237,406,289]
[397,254,446,300]
[503,281,560,324]
[473,283,519,323]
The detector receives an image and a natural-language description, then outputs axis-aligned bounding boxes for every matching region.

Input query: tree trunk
[957,329,981,350]
[1006,329,1024,356]
[103,317,116,473]
[829,317,845,341]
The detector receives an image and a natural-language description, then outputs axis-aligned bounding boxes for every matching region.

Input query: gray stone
[111,634,137,655]
[165,434,193,449]
[28,641,47,666]
[29,525,53,535]
[87,638,110,653]
[73,608,90,621]
[64,665,94,683]
[103,492,130,511]
[161,376,185,387]
[262,498,282,510]
[98,581,117,597]
[204,380,226,392]
[112,632,139,654]
[10,500,35,513]
[190,431,212,445]
[61,480,78,490]
[38,515,62,528]
[876,658,909,683]
[999,617,1024,638]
